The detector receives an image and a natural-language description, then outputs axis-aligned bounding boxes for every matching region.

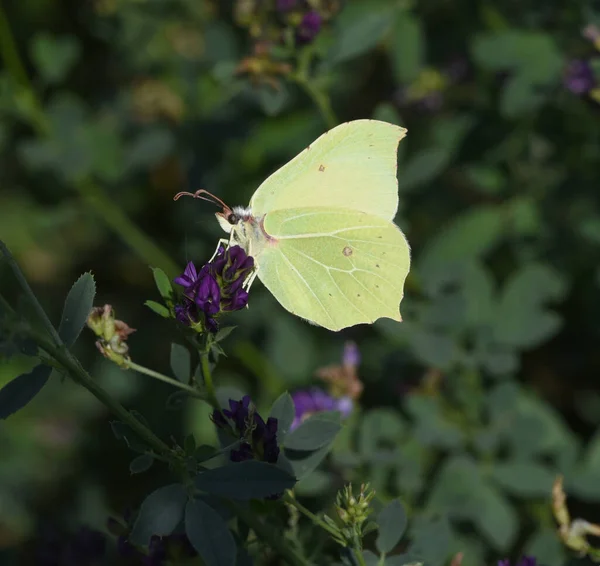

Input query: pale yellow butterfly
[176,119,411,332]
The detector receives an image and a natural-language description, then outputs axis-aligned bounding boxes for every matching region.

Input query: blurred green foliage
[2,0,600,564]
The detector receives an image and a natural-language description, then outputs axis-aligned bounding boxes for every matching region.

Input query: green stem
[283,492,341,539]
[128,361,205,398]
[293,73,337,129]
[33,330,175,459]
[0,7,180,279]
[0,1,32,90]
[353,541,367,566]
[229,501,309,566]
[199,349,220,410]
[0,240,63,346]
[291,48,337,129]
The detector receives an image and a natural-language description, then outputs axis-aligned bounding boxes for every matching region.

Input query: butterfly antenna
[173,189,231,212]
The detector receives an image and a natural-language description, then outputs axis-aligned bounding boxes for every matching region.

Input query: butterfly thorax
[216,206,276,259]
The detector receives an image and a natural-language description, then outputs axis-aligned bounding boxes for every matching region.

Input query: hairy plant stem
[128,361,205,398]
[199,339,220,411]
[2,242,310,566]
[0,2,179,279]
[284,492,341,539]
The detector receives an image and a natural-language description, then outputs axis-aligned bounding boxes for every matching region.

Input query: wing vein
[278,248,336,327]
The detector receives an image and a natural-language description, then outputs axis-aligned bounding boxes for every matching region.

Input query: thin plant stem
[293,73,337,129]
[283,492,341,539]
[291,47,337,129]
[0,4,180,279]
[32,329,175,458]
[199,348,220,411]
[229,501,310,566]
[128,361,205,398]
[0,240,63,346]
[0,1,32,90]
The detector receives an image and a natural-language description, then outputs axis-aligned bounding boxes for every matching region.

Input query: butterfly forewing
[249,120,407,221]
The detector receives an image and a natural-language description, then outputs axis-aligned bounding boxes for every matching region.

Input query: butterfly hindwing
[256,207,411,331]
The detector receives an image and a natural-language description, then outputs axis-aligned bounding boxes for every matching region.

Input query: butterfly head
[216,206,253,234]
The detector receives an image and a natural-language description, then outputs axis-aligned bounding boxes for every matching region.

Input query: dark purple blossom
[563,59,595,95]
[173,245,254,332]
[212,395,280,465]
[290,387,353,430]
[173,261,199,291]
[296,10,322,43]
[276,0,297,11]
[498,557,537,566]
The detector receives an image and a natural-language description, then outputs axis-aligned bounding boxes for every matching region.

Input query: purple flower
[343,341,361,367]
[212,395,280,465]
[563,59,595,95]
[276,0,297,12]
[173,245,254,332]
[290,387,354,430]
[498,557,537,566]
[297,11,322,43]
[173,261,199,291]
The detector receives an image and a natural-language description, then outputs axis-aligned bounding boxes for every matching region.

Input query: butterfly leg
[243,268,259,292]
[208,238,230,262]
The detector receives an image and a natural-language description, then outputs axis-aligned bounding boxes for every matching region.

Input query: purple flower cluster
[498,557,537,566]
[563,59,596,95]
[212,395,280,464]
[174,245,254,332]
[274,0,323,44]
[291,387,353,430]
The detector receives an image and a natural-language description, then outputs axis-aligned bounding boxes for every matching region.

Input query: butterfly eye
[227,213,239,224]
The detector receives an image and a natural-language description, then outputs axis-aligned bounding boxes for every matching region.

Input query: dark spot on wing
[328,293,332,296]
[343,246,352,257]
[376,264,380,268]
[357,294,361,297]
[319,164,325,172]
[377,235,382,239]
[375,284,379,288]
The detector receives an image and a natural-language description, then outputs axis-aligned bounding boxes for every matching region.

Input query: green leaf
[30,33,81,84]
[268,392,296,443]
[214,326,237,343]
[473,482,517,551]
[185,499,236,566]
[399,148,450,193]
[256,83,289,117]
[194,461,296,500]
[170,343,191,383]
[152,267,173,300]
[145,300,170,318]
[419,205,505,271]
[490,460,555,497]
[283,443,332,480]
[0,364,52,419]
[58,272,96,347]
[284,413,342,451]
[358,409,406,458]
[130,484,188,546]
[389,11,424,83]
[130,454,154,475]
[493,263,567,348]
[326,1,394,65]
[524,527,566,566]
[406,516,452,566]
[376,499,408,553]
